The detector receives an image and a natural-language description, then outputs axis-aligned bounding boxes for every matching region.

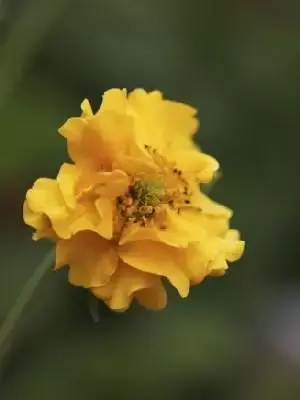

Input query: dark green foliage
[0,1,300,399]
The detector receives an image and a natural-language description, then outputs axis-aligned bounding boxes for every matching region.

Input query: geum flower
[23,89,244,311]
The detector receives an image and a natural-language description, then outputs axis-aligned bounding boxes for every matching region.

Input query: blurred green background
[0,0,300,399]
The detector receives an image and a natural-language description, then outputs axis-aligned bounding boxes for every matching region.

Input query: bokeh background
[0,0,300,399]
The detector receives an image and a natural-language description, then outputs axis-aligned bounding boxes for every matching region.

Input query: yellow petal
[176,150,219,183]
[93,169,130,198]
[180,208,229,237]
[119,241,189,297]
[57,163,78,209]
[23,201,48,231]
[191,190,233,218]
[59,114,108,169]
[209,230,245,275]
[120,208,206,247]
[99,89,127,114]
[94,198,113,239]
[89,110,133,163]
[135,279,167,310]
[58,117,86,143]
[26,178,68,220]
[128,89,198,148]
[109,265,156,311]
[58,201,111,240]
[222,230,245,262]
[80,99,93,117]
[183,241,218,284]
[92,262,167,311]
[162,100,199,138]
[56,232,118,288]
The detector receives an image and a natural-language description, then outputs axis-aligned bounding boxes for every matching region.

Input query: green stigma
[130,180,165,206]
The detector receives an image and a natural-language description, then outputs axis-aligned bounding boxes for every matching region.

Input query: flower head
[23,89,244,311]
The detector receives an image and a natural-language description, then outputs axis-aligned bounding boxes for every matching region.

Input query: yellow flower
[23,89,244,311]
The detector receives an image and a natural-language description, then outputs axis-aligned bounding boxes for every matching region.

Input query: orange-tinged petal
[119,241,189,297]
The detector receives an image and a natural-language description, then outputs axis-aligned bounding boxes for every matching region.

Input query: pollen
[117,179,166,226]
[130,180,165,206]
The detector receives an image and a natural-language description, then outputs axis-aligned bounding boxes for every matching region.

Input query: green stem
[0,248,54,358]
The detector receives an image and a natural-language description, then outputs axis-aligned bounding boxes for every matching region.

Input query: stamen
[117,145,196,228]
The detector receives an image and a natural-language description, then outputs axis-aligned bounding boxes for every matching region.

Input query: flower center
[130,179,165,207]
[117,179,165,226]
[116,145,195,229]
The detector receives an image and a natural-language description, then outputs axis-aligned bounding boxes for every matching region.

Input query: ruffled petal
[92,262,167,311]
[80,99,93,117]
[56,232,118,287]
[182,152,219,183]
[94,198,113,239]
[191,190,233,218]
[99,89,127,114]
[135,280,167,310]
[183,241,218,284]
[23,201,48,231]
[89,170,130,198]
[209,230,245,276]
[127,89,198,152]
[223,230,245,262]
[26,178,68,220]
[119,241,189,297]
[119,208,206,247]
[57,163,78,209]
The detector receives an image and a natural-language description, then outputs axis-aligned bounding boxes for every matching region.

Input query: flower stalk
[0,248,54,361]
